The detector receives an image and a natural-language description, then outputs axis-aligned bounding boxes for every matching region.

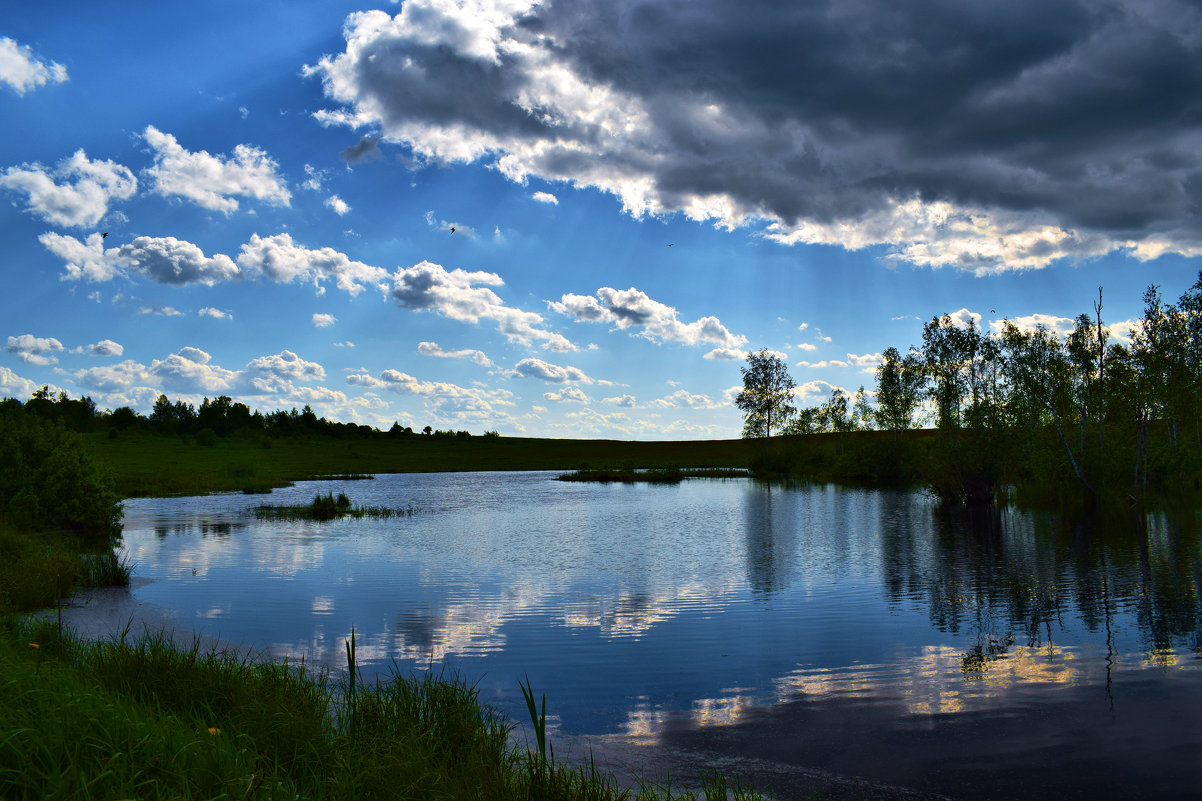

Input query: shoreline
[28,584,956,801]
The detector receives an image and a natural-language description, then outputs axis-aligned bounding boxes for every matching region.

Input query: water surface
[118,472,1202,799]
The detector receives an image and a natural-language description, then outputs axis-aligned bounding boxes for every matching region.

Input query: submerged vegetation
[0,618,774,801]
[254,493,418,521]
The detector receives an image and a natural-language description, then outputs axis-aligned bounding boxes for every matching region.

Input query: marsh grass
[253,492,418,522]
[0,527,131,615]
[0,617,778,800]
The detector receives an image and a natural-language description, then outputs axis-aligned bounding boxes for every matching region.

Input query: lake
[115,471,1202,800]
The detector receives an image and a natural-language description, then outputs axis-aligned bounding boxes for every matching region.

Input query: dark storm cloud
[308,0,1202,268]
[339,134,383,164]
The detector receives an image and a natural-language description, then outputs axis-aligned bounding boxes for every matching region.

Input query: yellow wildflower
[208,727,221,735]
[28,643,39,650]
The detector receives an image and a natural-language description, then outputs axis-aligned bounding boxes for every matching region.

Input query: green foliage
[0,405,122,536]
[736,349,796,438]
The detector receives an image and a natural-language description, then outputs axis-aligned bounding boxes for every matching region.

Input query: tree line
[2,390,496,442]
[737,274,1202,504]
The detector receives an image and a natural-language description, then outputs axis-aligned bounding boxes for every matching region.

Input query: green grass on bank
[0,618,777,801]
[84,431,767,497]
[0,526,130,616]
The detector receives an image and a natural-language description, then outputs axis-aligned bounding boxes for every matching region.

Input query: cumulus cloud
[650,389,715,409]
[392,260,574,350]
[75,339,123,357]
[550,286,745,350]
[797,343,818,352]
[797,359,849,369]
[531,191,558,205]
[0,37,67,95]
[350,367,515,420]
[237,233,387,296]
[143,125,291,213]
[6,334,63,365]
[846,352,884,367]
[988,313,1077,337]
[326,194,351,215]
[1,150,136,227]
[339,134,382,164]
[417,341,492,366]
[245,350,325,383]
[702,347,744,361]
[305,1,1202,271]
[511,357,591,383]
[199,307,232,320]
[71,359,154,394]
[312,313,337,328]
[544,386,589,403]
[149,348,237,393]
[604,394,636,407]
[0,365,58,399]
[38,232,122,281]
[117,236,240,286]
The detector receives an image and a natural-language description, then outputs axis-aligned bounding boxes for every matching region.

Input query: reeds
[253,493,418,521]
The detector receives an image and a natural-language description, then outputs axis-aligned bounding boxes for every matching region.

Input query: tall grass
[0,617,778,800]
[0,527,131,615]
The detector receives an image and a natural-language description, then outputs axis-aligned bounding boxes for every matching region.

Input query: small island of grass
[253,492,416,521]
[556,467,750,484]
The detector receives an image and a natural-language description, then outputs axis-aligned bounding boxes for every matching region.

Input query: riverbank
[13,585,956,801]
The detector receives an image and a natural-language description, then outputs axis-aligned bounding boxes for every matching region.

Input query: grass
[84,431,764,497]
[557,467,750,484]
[0,526,131,616]
[253,493,418,522]
[0,617,779,801]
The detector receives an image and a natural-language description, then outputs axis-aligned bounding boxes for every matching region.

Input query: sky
[2,0,1201,440]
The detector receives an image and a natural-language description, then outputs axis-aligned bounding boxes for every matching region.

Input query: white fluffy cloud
[1,150,136,227]
[511,357,591,383]
[650,389,715,409]
[988,313,1077,337]
[238,233,387,296]
[392,260,574,350]
[326,194,351,215]
[349,367,515,421]
[544,386,589,403]
[118,236,241,286]
[75,339,123,357]
[417,341,492,366]
[149,348,237,393]
[199,307,232,320]
[531,191,558,205]
[245,350,325,382]
[5,334,63,365]
[312,313,337,328]
[139,305,183,317]
[550,286,746,350]
[603,394,636,407]
[38,232,121,281]
[143,126,291,213]
[0,37,67,95]
[846,352,883,367]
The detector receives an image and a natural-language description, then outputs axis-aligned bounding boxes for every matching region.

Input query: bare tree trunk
[1095,286,1105,453]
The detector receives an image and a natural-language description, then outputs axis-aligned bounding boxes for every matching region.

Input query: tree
[874,346,925,433]
[735,349,796,438]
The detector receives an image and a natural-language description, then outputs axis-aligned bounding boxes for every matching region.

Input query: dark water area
[115,472,1202,800]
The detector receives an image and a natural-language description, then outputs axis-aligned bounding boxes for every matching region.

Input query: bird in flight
[450,226,456,234]
[667,243,674,247]
[101,232,108,239]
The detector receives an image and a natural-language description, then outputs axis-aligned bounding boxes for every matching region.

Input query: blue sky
[3,0,1201,439]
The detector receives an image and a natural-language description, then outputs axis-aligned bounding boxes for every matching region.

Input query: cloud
[0,366,60,399]
[417,341,492,366]
[117,236,240,286]
[237,233,388,295]
[544,386,589,403]
[0,37,67,95]
[531,191,558,205]
[550,286,746,349]
[244,350,325,383]
[703,347,745,361]
[76,339,123,357]
[947,308,983,329]
[306,1,1202,271]
[797,343,818,352]
[1,150,136,227]
[139,305,183,316]
[650,389,715,409]
[326,194,351,215]
[38,232,122,281]
[6,334,64,365]
[511,357,592,384]
[846,352,884,367]
[604,394,636,407]
[392,260,574,350]
[989,313,1077,337]
[339,134,382,164]
[351,367,516,420]
[142,125,291,213]
[796,379,842,404]
[71,359,154,394]
[797,359,848,369]
[149,348,237,393]
[199,307,232,320]
[312,313,337,328]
